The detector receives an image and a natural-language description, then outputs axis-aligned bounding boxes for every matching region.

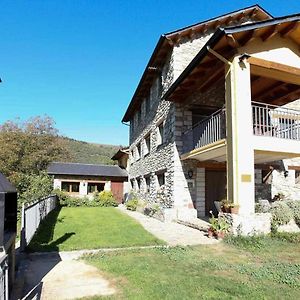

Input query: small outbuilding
[47,162,128,203]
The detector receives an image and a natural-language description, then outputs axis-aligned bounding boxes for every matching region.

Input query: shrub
[286,200,300,226]
[94,191,118,207]
[270,201,293,231]
[224,235,270,250]
[271,231,300,243]
[144,203,161,217]
[126,199,138,211]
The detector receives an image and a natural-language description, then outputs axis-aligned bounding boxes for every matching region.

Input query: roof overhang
[122,5,272,122]
[163,14,300,104]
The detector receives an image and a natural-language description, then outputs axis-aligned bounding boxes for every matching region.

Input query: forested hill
[58,137,122,165]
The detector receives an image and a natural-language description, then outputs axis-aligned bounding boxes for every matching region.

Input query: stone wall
[221,212,272,236]
[127,14,261,221]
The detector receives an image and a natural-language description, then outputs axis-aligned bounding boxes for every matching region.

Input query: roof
[111,148,129,161]
[122,5,272,122]
[163,13,300,102]
[47,162,128,178]
[0,173,17,193]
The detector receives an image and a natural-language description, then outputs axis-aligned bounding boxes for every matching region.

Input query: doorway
[205,170,227,216]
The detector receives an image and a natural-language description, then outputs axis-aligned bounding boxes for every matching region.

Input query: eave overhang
[163,14,300,103]
[122,5,272,122]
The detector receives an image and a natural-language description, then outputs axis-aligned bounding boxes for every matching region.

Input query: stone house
[48,162,128,203]
[122,5,300,223]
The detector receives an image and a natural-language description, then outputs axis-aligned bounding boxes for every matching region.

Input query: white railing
[20,195,57,251]
[252,102,300,140]
[182,108,226,153]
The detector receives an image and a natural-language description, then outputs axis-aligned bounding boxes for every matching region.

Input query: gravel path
[118,206,218,246]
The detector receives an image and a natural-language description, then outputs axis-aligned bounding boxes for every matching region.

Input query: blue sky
[1,1,299,145]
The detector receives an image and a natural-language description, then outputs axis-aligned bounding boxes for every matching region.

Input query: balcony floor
[182,136,300,164]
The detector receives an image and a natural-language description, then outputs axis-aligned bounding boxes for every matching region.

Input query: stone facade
[125,11,300,222]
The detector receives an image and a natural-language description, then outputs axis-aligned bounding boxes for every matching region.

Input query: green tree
[0,116,70,205]
[0,116,69,177]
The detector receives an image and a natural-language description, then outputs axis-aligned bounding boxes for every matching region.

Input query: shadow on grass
[27,206,75,252]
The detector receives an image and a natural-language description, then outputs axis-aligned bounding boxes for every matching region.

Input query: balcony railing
[182,108,226,153]
[252,101,300,140]
[182,101,300,154]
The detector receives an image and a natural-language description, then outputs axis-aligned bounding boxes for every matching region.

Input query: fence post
[20,203,26,251]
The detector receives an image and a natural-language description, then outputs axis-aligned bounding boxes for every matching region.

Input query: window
[137,178,142,191]
[137,109,142,124]
[157,121,165,146]
[145,176,151,193]
[61,181,80,193]
[130,150,134,164]
[296,171,300,184]
[145,97,151,114]
[137,143,142,160]
[145,134,151,155]
[157,173,165,187]
[87,183,105,194]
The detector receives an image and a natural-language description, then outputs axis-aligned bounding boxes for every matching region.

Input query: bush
[286,200,300,226]
[271,231,300,243]
[94,191,118,207]
[270,201,293,231]
[126,199,138,211]
[224,235,270,251]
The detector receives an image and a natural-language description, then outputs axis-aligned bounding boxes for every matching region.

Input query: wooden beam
[280,22,299,38]
[248,56,300,86]
[269,88,300,105]
[199,68,224,92]
[197,161,226,170]
[288,166,300,171]
[261,25,279,41]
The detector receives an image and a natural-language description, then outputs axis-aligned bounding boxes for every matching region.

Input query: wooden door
[111,182,124,204]
[205,170,227,216]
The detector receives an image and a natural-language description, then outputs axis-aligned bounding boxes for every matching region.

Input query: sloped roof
[0,173,16,193]
[163,13,300,102]
[122,5,272,122]
[48,162,128,178]
[111,148,129,161]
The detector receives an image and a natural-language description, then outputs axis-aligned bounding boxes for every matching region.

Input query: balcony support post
[225,56,255,214]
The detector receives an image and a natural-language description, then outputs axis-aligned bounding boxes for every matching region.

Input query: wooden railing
[252,102,300,140]
[182,108,226,153]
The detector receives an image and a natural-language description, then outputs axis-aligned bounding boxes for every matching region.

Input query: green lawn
[28,207,163,252]
[84,235,300,299]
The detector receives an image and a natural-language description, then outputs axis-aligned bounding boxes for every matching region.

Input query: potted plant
[208,212,219,238]
[221,199,231,213]
[229,204,239,214]
[216,218,230,240]
[208,211,230,239]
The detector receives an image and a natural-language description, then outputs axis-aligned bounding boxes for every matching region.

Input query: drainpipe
[206,46,232,66]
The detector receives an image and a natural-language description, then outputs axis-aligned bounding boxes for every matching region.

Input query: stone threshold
[176,218,210,232]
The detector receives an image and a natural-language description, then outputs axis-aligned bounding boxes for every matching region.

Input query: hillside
[58,137,122,165]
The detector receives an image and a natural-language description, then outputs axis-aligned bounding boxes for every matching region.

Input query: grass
[84,234,300,299]
[27,207,164,252]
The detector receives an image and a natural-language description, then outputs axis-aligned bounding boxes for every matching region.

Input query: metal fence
[182,108,226,153]
[252,101,300,140]
[0,255,8,300]
[20,195,57,251]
